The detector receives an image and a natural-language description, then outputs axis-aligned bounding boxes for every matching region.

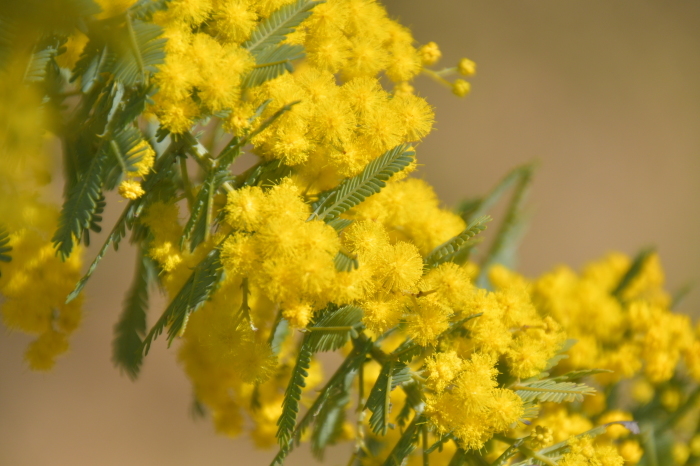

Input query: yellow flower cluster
[530,252,698,385]
[424,352,524,450]
[0,65,83,370]
[11,1,698,465]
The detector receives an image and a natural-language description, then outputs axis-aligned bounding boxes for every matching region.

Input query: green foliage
[460,164,533,223]
[366,361,410,435]
[514,379,596,404]
[112,250,155,380]
[424,215,491,267]
[24,39,60,83]
[312,143,415,222]
[477,163,535,288]
[327,218,353,232]
[306,305,363,352]
[129,0,171,20]
[243,44,305,88]
[180,168,232,252]
[612,246,655,301]
[310,370,353,460]
[141,243,224,354]
[0,225,11,277]
[276,336,313,449]
[395,382,422,429]
[271,338,372,465]
[548,369,613,382]
[382,414,422,466]
[72,13,166,89]
[52,150,107,260]
[66,146,180,302]
[334,249,359,272]
[244,0,322,54]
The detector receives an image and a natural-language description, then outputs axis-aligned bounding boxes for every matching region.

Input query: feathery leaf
[114,18,165,85]
[53,150,107,260]
[313,144,415,222]
[66,146,180,303]
[270,338,371,465]
[612,246,655,300]
[306,305,363,352]
[477,164,535,288]
[310,370,353,460]
[367,361,410,435]
[244,0,321,54]
[514,379,596,404]
[141,242,224,354]
[0,225,12,277]
[180,168,232,252]
[549,369,613,382]
[276,336,313,448]
[425,215,491,266]
[382,414,422,466]
[334,249,358,272]
[243,43,305,88]
[112,250,155,380]
[24,40,60,83]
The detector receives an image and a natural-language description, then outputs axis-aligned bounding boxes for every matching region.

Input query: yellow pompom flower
[118,179,145,200]
[419,41,442,66]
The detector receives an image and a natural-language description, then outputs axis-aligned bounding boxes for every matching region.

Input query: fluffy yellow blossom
[452,79,471,97]
[457,58,477,76]
[419,41,441,66]
[118,179,145,199]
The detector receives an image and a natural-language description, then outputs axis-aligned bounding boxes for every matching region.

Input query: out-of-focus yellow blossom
[452,79,471,97]
[558,436,624,466]
[0,68,84,371]
[457,58,476,76]
[619,439,643,464]
[673,442,691,465]
[419,41,441,66]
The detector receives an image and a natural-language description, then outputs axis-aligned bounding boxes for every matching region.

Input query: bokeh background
[1,1,699,464]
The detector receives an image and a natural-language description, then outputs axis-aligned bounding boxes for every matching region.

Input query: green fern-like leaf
[72,15,166,88]
[270,338,372,465]
[53,150,107,260]
[424,215,491,266]
[244,0,321,54]
[0,225,12,277]
[382,414,422,466]
[305,305,363,352]
[243,43,305,88]
[460,164,534,224]
[142,242,224,354]
[477,164,534,288]
[180,168,232,252]
[313,144,415,222]
[549,369,613,382]
[395,381,422,429]
[327,218,353,232]
[113,18,166,85]
[112,250,155,380]
[311,370,353,460]
[612,246,655,300]
[367,361,410,435]
[24,41,60,83]
[66,147,179,303]
[277,336,313,448]
[129,0,171,20]
[514,379,596,404]
[334,249,358,272]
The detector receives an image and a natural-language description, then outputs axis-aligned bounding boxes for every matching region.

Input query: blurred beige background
[2,1,699,465]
